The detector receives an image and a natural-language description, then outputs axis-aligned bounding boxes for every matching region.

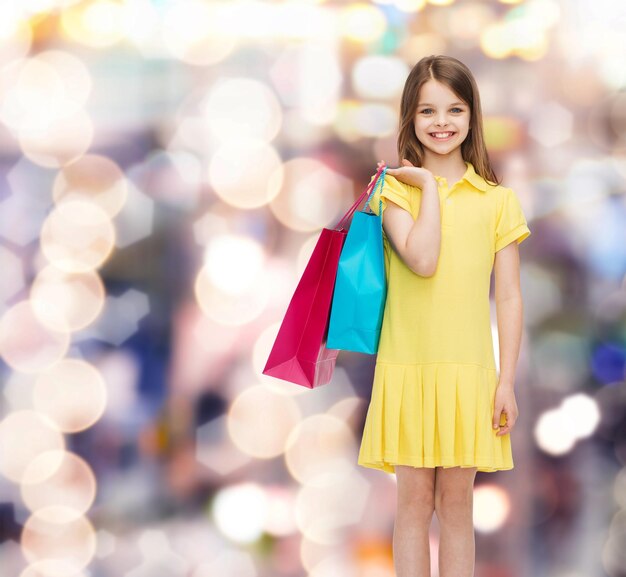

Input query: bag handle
[364,166,386,222]
[334,164,386,230]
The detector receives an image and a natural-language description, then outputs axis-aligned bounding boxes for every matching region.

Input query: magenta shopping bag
[262,165,386,388]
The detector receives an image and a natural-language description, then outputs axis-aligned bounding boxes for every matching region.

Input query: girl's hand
[492,384,518,436]
[378,158,436,189]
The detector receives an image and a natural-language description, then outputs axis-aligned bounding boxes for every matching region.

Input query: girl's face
[413,79,471,156]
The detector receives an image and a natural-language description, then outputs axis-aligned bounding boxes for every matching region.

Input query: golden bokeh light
[0,300,70,373]
[21,451,97,521]
[227,385,302,459]
[340,4,387,43]
[20,560,88,577]
[207,138,283,209]
[472,484,511,532]
[194,261,270,326]
[52,154,128,218]
[285,414,354,484]
[294,470,369,544]
[32,358,108,433]
[21,507,97,573]
[0,410,65,483]
[18,109,93,168]
[162,0,236,66]
[40,200,116,273]
[201,78,282,143]
[269,158,352,232]
[61,0,126,48]
[30,265,106,333]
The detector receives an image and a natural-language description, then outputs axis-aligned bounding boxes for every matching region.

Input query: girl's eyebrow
[418,102,466,106]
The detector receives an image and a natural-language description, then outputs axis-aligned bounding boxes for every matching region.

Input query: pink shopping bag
[262,165,386,388]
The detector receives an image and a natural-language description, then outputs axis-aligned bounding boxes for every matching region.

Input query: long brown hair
[397,54,501,186]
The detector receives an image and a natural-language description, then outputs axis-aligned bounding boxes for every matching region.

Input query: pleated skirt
[357,361,514,473]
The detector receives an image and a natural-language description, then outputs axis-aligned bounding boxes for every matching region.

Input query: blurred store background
[0,0,625,576]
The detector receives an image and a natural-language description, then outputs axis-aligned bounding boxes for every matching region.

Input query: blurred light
[32,358,108,432]
[21,450,97,520]
[603,509,626,576]
[203,235,265,295]
[528,101,574,147]
[447,3,495,45]
[263,485,298,537]
[227,385,301,459]
[0,410,65,483]
[208,138,283,209]
[19,109,93,168]
[202,78,282,143]
[0,245,25,305]
[561,393,600,438]
[212,483,269,543]
[352,56,408,100]
[473,484,510,532]
[61,0,126,48]
[191,551,257,577]
[20,561,89,577]
[534,407,578,456]
[195,261,270,326]
[340,4,387,43]
[22,0,82,15]
[285,415,354,484]
[40,200,115,273]
[353,103,397,137]
[295,470,369,544]
[483,116,523,152]
[268,158,351,232]
[133,530,190,576]
[428,0,455,5]
[162,0,236,66]
[592,342,626,386]
[21,507,97,572]
[394,0,427,11]
[30,265,105,332]
[0,300,70,373]
[53,154,127,218]
[0,8,32,68]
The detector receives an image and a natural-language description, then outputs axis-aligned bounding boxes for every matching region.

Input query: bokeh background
[0,0,625,576]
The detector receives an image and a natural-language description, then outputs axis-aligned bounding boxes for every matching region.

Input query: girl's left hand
[492,384,518,436]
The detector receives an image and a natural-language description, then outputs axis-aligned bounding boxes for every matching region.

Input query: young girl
[357,55,531,577]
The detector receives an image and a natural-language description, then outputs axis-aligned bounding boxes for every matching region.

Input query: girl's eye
[420,107,464,114]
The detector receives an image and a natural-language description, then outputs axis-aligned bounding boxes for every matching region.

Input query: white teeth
[431,132,453,139]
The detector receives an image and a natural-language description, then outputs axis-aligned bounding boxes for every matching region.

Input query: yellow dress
[357,161,531,474]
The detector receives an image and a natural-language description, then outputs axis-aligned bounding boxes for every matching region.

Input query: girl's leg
[434,466,478,577]
[393,465,436,577]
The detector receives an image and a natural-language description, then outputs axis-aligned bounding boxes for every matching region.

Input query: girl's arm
[494,241,524,387]
[382,163,441,276]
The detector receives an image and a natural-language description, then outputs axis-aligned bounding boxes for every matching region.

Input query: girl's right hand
[378,158,436,189]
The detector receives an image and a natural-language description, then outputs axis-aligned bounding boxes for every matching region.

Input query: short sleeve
[495,187,531,252]
[366,172,412,217]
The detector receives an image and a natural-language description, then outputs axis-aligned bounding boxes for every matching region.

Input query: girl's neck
[421,152,467,183]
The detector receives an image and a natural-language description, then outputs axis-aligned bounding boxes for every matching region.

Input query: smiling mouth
[429,131,456,140]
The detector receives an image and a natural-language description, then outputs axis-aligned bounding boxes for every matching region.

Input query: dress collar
[434,161,488,192]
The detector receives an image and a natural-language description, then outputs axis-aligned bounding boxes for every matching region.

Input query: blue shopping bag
[326,166,387,354]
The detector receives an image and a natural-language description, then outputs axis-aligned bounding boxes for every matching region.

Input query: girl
[357,55,531,577]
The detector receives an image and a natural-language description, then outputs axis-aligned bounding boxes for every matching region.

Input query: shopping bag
[326,166,387,354]
[262,165,386,388]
